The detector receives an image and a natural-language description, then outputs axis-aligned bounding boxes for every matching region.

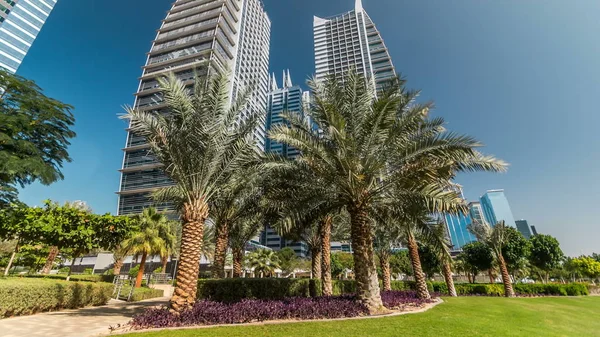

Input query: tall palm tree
[124,70,260,311]
[122,208,170,288]
[246,248,281,278]
[373,220,402,292]
[267,71,506,313]
[468,221,515,297]
[423,222,457,297]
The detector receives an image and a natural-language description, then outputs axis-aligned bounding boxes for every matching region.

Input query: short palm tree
[246,248,281,278]
[423,222,457,297]
[122,208,170,288]
[124,70,260,311]
[158,220,177,273]
[267,71,507,313]
[373,220,402,292]
[228,216,262,278]
[468,221,515,297]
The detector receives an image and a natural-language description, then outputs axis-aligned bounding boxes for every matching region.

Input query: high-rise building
[530,225,538,236]
[515,219,533,239]
[313,0,396,92]
[480,190,516,227]
[468,201,487,226]
[0,0,57,73]
[443,186,476,250]
[117,0,271,216]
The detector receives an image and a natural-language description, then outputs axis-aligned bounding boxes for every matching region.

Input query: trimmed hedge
[430,281,589,296]
[0,278,113,318]
[24,274,114,283]
[118,286,165,302]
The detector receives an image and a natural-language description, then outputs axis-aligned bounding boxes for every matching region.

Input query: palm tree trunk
[498,255,515,297]
[212,221,228,279]
[4,240,18,276]
[349,206,384,314]
[113,257,124,276]
[311,246,322,279]
[320,216,333,296]
[407,231,431,300]
[380,251,392,291]
[161,255,168,273]
[442,260,457,297]
[170,198,209,312]
[135,252,148,288]
[42,246,59,275]
[488,269,495,283]
[232,248,243,278]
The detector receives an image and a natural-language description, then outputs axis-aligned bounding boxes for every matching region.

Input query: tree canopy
[529,234,564,282]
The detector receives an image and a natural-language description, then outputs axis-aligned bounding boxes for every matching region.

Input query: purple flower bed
[130,291,436,330]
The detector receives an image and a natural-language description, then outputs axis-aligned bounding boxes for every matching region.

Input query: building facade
[443,186,477,251]
[468,201,487,226]
[515,219,533,239]
[313,0,396,92]
[480,189,516,227]
[117,0,271,216]
[0,0,57,73]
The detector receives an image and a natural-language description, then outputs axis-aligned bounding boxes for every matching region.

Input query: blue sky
[16,0,600,256]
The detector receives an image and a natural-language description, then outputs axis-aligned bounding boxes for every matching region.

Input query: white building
[0,0,57,73]
[313,0,396,92]
[118,0,271,216]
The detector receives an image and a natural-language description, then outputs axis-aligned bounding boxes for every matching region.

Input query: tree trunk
[349,206,384,314]
[66,254,77,281]
[232,248,243,278]
[212,221,229,279]
[320,216,333,296]
[498,255,515,297]
[161,255,168,273]
[42,246,59,275]
[4,241,18,276]
[113,257,124,276]
[442,260,457,297]
[170,198,209,313]
[407,232,431,300]
[488,269,495,284]
[311,246,322,280]
[380,251,392,291]
[135,252,148,288]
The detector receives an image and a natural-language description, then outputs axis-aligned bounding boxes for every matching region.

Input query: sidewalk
[0,297,169,337]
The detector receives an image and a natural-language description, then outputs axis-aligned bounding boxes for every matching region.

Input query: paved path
[0,297,169,337]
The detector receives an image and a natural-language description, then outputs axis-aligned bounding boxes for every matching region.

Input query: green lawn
[124,296,600,337]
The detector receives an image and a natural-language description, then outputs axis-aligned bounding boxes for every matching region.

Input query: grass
[122,296,600,337]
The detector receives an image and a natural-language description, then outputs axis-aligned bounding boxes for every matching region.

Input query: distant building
[480,190,516,227]
[0,0,57,73]
[259,225,309,258]
[468,201,487,225]
[530,225,538,236]
[515,219,533,239]
[443,186,476,251]
[331,242,352,253]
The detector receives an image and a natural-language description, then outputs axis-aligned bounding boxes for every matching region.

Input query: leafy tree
[571,256,600,283]
[459,241,494,283]
[0,204,45,275]
[389,250,413,277]
[246,248,280,278]
[124,71,260,311]
[592,253,600,263]
[122,208,173,287]
[331,252,354,279]
[418,244,442,279]
[469,221,516,297]
[277,247,299,275]
[0,71,75,208]
[501,227,531,275]
[529,234,564,283]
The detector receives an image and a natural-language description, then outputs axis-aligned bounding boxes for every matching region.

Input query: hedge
[24,274,114,283]
[0,278,113,318]
[429,281,589,296]
[118,286,165,302]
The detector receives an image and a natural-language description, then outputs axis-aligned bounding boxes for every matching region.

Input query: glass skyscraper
[443,186,477,251]
[313,0,396,92]
[515,219,533,239]
[480,190,517,227]
[117,0,271,216]
[0,0,57,73]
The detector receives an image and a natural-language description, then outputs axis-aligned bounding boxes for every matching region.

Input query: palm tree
[124,70,260,311]
[423,222,457,297]
[158,220,177,273]
[267,71,507,313]
[246,248,281,278]
[374,218,402,292]
[468,221,515,297]
[228,216,262,278]
[122,208,170,288]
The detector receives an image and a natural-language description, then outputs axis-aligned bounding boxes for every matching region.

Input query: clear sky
[16,0,600,256]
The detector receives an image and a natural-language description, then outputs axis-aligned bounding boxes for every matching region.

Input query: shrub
[514,283,589,296]
[197,278,317,302]
[152,267,163,274]
[82,268,93,275]
[118,286,164,302]
[58,267,70,273]
[24,274,114,283]
[0,278,113,318]
[129,265,140,278]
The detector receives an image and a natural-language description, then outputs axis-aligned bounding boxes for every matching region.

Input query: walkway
[0,297,169,337]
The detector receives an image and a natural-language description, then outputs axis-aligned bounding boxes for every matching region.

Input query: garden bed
[129,291,436,330]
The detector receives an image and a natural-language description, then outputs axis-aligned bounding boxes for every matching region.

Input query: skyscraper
[480,190,516,227]
[313,0,396,92]
[0,0,57,73]
[443,186,476,250]
[468,201,487,226]
[117,0,271,216]
[515,219,533,239]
